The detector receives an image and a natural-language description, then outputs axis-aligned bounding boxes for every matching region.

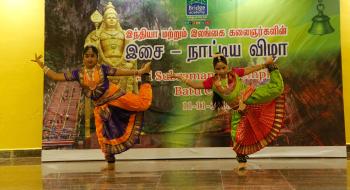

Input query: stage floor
[0,158,348,189]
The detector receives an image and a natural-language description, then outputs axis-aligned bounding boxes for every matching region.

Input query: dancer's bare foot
[238,162,247,170]
[234,167,248,176]
[101,163,115,172]
[233,162,248,176]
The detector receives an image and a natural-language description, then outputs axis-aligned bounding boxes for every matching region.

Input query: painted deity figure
[85,2,138,93]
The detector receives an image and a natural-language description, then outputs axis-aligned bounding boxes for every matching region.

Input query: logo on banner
[186,0,209,27]
[186,0,208,16]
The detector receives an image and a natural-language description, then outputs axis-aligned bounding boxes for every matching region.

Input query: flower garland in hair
[212,53,224,62]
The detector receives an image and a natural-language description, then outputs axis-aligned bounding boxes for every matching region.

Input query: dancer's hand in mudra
[31,53,44,68]
[139,61,152,74]
[265,56,277,65]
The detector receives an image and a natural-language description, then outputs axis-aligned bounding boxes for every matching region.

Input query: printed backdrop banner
[43,0,344,150]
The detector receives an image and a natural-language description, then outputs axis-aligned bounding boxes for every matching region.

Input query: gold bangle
[43,66,50,74]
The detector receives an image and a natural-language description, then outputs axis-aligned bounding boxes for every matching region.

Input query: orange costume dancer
[32,45,152,168]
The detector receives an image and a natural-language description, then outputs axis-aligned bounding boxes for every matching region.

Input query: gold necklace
[84,67,98,90]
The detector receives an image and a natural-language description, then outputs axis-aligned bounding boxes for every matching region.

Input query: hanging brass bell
[308,13,334,35]
[308,1,334,36]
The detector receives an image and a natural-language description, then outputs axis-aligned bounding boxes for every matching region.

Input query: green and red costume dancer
[203,65,285,163]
